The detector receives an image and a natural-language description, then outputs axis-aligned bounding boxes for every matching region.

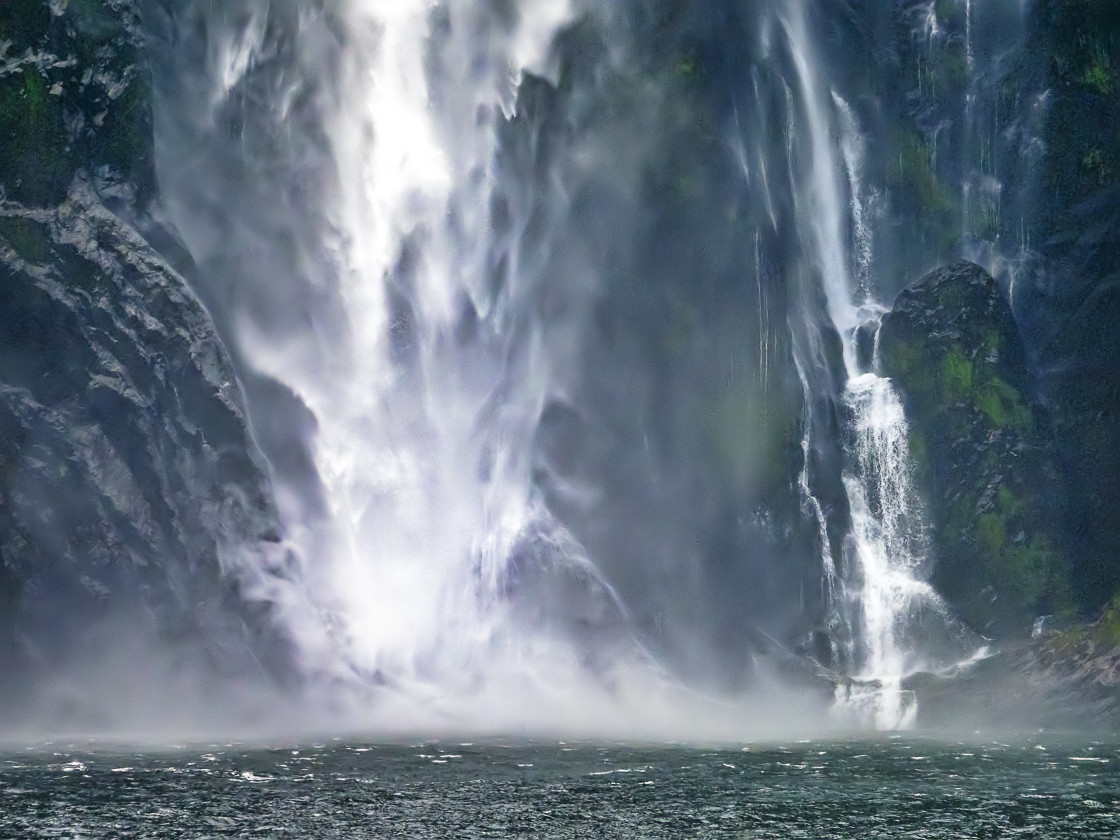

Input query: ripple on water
[0,739,1118,838]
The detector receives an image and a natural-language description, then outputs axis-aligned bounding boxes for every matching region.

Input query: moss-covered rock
[879,261,1071,637]
[0,68,73,207]
[0,0,154,208]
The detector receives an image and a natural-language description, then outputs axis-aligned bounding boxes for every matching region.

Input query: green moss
[0,216,52,264]
[998,535,1063,612]
[882,339,922,382]
[1083,48,1114,95]
[996,485,1023,518]
[0,71,72,206]
[976,512,1006,555]
[940,347,973,402]
[1082,147,1114,186]
[885,130,958,255]
[976,376,1032,431]
[975,388,1001,425]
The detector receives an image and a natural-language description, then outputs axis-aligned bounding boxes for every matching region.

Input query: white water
[225,1,642,705]
[783,1,965,729]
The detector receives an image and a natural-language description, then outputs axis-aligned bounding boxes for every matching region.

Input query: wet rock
[907,602,1120,731]
[0,0,289,712]
[0,178,288,699]
[0,0,154,208]
[1004,0,1120,618]
[878,261,1069,637]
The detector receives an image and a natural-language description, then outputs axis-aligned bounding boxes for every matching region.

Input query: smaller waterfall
[784,2,969,728]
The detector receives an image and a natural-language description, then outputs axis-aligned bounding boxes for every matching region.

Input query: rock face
[0,0,288,718]
[1013,0,1120,616]
[878,262,1069,637]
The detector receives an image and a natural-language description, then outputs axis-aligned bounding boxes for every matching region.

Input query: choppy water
[2,737,1118,838]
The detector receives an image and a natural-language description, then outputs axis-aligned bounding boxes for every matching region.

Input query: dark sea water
[2,737,1118,838]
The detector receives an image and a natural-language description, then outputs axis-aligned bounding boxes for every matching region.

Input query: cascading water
[145,0,1004,734]
[782,1,973,728]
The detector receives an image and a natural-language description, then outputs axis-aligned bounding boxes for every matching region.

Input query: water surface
[2,737,1118,837]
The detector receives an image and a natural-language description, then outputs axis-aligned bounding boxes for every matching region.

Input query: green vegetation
[977,376,1032,430]
[940,347,973,402]
[881,339,921,383]
[1083,47,1114,95]
[995,535,1065,613]
[982,485,1069,616]
[976,513,1006,556]
[0,71,71,206]
[886,132,956,247]
[1082,147,1114,186]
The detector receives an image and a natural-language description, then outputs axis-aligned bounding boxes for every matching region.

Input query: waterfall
[783,1,967,728]
[143,0,1003,734]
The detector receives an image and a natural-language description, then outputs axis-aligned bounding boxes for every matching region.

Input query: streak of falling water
[838,372,943,730]
[832,92,872,303]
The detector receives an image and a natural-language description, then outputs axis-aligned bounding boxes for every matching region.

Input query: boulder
[878,261,1069,637]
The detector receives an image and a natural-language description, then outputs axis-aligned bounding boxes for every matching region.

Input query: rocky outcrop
[878,261,1069,637]
[0,0,289,715]
[907,599,1120,731]
[0,182,286,689]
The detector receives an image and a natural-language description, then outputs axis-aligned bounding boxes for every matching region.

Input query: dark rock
[906,601,1120,731]
[879,261,1070,637]
[853,321,878,374]
[0,0,154,208]
[1006,0,1120,616]
[0,179,289,703]
[0,0,290,716]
